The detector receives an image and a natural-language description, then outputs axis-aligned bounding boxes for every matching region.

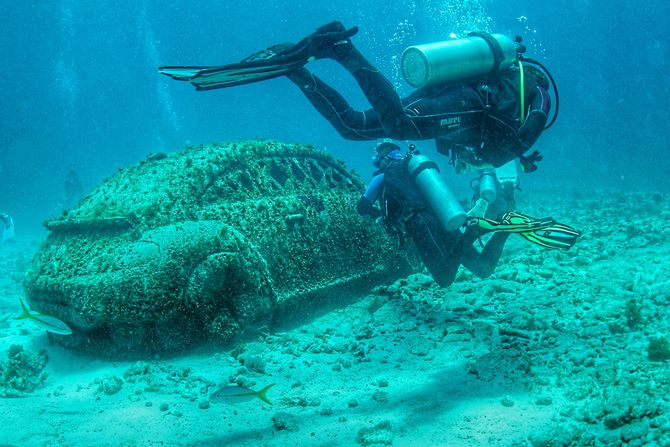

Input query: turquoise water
[1,1,669,445]
[2,0,668,224]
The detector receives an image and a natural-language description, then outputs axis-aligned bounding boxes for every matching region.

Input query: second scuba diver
[357,142,580,287]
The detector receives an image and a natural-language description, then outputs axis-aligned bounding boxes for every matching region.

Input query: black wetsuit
[288,42,550,170]
[357,158,509,287]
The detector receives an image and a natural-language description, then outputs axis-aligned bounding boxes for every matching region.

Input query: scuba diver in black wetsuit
[160,21,557,174]
[357,142,511,287]
[356,142,581,287]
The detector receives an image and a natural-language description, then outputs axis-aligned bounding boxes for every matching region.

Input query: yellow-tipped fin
[470,212,556,234]
[16,299,32,320]
[210,383,276,405]
[255,383,275,405]
[518,222,582,251]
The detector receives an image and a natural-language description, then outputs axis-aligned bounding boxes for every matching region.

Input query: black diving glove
[297,21,359,60]
[519,151,543,173]
[356,196,381,218]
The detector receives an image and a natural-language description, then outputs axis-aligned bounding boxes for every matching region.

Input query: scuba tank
[479,169,497,203]
[467,169,496,218]
[401,32,518,88]
[406,148,466,232]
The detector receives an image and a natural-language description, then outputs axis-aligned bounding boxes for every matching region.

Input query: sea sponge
[625,298,645,328]
[96,375,124,395]
[0,344,49,396]
[648,335,670,361]
[272,412,300,432]
[357,420,393,446]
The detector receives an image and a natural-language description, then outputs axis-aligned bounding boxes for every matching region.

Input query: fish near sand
[16,299,72,335]
[210,383,275,405]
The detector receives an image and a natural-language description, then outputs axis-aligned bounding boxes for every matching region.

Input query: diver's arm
[357,173,384,217]
[515,86,550,153]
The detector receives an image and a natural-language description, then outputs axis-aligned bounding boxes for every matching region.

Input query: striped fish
[210,383,274,405]
[15,299,72,335]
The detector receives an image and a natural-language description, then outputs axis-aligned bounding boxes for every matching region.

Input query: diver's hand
[307,22,359,59]
[312,25,359,45]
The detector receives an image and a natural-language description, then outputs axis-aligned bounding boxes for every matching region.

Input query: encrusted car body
[24,140,412,355]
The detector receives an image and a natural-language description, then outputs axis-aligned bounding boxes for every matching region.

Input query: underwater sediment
[24,140,412,356]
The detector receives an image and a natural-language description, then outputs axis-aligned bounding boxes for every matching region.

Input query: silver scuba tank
[467,169,496,218]
[401,33,518,88]
[407,154,466,231]
[479,169,497,203]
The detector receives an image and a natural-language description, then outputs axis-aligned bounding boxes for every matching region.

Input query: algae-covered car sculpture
[24,140,412,355]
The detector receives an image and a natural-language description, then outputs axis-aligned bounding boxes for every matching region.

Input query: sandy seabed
[0,190,669,447]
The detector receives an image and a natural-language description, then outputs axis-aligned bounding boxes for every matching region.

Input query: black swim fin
[159,43,307,90]
[159,22,359,90]
[158,67,204,81]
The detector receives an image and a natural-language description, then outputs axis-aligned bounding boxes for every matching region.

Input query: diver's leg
[406,212,461,287]
[336,47,424,139]
[460,232,510,278]
[302,22,422,139]
[286,68,386,140]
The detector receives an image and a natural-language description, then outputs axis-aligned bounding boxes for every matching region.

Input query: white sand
[1,190,669,446]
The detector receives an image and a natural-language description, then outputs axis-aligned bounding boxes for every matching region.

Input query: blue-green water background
[1,0,668,231]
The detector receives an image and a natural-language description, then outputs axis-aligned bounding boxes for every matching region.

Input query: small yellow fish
[15,299,72,335]
[210,383,274,405]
